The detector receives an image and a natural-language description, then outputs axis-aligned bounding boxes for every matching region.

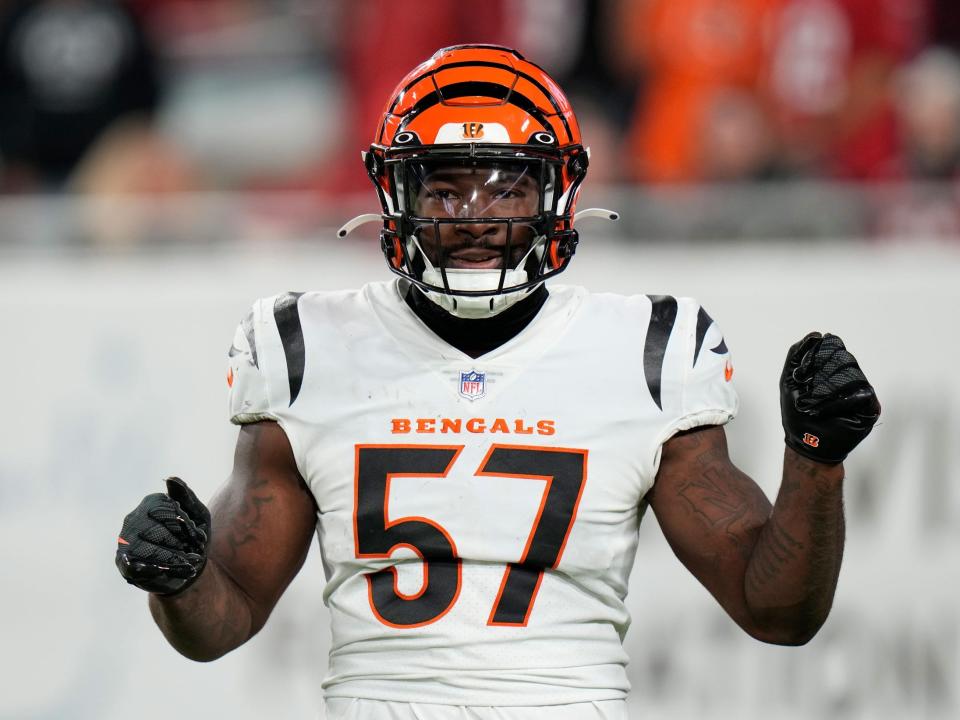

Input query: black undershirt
[404,283,550,358]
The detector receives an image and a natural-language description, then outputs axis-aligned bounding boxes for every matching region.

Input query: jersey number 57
[354,444,588,629]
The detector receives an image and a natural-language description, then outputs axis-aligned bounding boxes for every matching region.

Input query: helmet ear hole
[548,232,579,269]
[548,239,562,269]
[365,148,385,179]
[380,226,405,269]
[566,152,588,179]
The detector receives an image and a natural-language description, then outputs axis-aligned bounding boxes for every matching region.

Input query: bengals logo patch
[802,433,820,448]
[462,122,484,139]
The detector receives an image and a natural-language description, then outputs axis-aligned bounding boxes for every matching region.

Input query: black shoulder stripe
[644,295,678,410]
[273,292,305,407]
[241,310,259,369]
[693,306,713,367]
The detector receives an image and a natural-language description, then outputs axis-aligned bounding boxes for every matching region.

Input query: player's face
[410,162,540,270]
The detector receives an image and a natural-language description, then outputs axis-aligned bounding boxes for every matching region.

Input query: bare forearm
[148,558,255,662]
[744,448,845,644]
[129,424,314,662]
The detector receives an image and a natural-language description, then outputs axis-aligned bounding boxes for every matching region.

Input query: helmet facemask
[372,145,584,319]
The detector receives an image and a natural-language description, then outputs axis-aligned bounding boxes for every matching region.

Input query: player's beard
[418,226,534,273]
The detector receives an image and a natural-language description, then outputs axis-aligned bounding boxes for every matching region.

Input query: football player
[116,46,880,720]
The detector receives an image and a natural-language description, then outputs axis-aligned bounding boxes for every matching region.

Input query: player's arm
[650,426,844,645]
[119,421,317,661]
[649,333,879,645]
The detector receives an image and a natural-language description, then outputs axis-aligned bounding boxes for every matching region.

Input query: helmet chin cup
[421,268,531,319]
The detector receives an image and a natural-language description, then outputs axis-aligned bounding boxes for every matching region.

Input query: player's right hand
[116,477,211,595]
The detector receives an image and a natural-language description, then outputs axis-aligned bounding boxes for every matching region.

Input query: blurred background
[1,0,958,718]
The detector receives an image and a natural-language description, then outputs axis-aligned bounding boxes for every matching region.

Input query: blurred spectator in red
[318,0,512,195]
[511,1,638,185]
[766,0,929,180]
[697,88,785,181]
[873,48,960,240]
[127,0,253,38]
[612,0,782,183]
[892,48,960,180]
[0,0,162,191]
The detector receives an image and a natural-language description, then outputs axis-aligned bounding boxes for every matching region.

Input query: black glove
[780,332,881,464]
[116,477,211,595]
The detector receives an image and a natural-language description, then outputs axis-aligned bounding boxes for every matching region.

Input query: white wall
[1,236,958,719]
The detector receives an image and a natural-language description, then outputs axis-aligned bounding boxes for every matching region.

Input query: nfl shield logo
[459,370,486,401]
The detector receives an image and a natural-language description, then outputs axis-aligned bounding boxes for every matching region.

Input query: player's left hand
[780,332,881,464]
[115,477,211,595]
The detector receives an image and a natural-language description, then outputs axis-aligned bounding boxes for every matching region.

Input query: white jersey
[226,280,738,707]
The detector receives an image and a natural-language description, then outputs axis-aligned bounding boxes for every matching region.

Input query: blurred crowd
[1,0,960,240]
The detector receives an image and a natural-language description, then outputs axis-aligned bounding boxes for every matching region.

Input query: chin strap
[574,208,620,223]
[419,236,545,319]
[337,213,381,238]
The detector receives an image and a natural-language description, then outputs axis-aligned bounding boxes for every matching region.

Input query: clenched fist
[116,477,211,595]
[780,332,881,464]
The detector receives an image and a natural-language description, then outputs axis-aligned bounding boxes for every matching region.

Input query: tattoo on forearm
[805,478,845,610]
[678,464,765,547]
[218,424,279,562]
[694,443,725,470]
[746,452,845,626]
[222,476,274,561]
[775,462,803,504]
[745,519,803,595]
[790,454,845,604]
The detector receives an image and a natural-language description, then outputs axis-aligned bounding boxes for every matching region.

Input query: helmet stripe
[396,81,554,137]
[385,61,573,143]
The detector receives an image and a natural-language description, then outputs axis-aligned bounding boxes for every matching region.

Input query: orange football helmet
[342,45,608,318]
